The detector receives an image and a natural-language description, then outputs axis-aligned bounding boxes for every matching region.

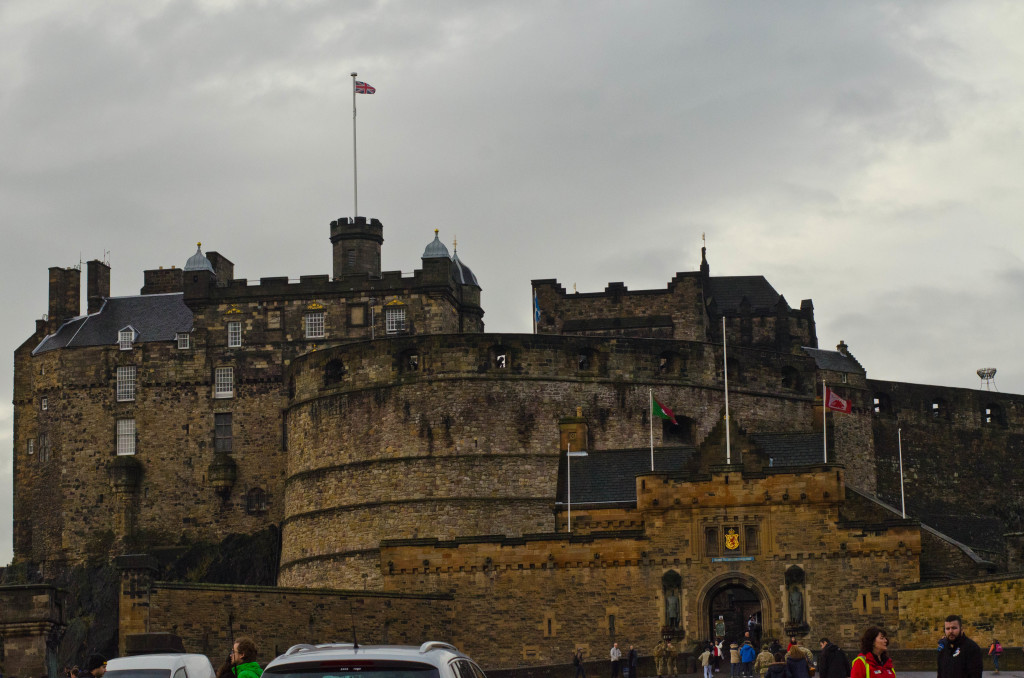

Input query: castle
[5,216,1024,675]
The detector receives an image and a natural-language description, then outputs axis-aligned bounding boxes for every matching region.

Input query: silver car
[263,642,488,678]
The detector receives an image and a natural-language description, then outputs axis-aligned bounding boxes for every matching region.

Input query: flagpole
[723,317,731,465]
[351,72,359,218]
[649,389,655,472]
[567,442,572,532]
[898,426,906,518]
[822,379,828,463]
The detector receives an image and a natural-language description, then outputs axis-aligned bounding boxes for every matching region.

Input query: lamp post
[567,443,589,532]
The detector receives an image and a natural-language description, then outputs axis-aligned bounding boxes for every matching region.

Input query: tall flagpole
[567,442,572,532]
[723,317,731,465]
[351,72,359,218]
[898,426,906,518]
[822,379,828,463]
[649,389,655,472]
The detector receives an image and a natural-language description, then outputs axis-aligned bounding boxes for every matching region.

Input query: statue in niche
[788,586,803,624]
[665,591,680,628]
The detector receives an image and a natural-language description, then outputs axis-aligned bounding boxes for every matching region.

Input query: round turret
[421,229,450,259]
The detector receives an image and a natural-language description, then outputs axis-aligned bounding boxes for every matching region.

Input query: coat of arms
[724,527,740,551]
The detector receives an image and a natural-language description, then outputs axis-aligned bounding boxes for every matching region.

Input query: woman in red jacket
[850,627,895,678]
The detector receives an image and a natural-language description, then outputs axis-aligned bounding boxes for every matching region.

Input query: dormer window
[119,328,134,351]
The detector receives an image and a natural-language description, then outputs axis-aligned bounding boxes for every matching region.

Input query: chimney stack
[47,266,81,332]
[87,259,111,314]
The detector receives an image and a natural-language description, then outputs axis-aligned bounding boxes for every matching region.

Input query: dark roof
[451,252,479,286]
[801,347,864,373]
[556,447,695,505]
[705,276,781,313]
[34,293,194,355]
[748,433,827,467]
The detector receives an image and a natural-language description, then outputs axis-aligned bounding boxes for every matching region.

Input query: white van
[105,654,217,678]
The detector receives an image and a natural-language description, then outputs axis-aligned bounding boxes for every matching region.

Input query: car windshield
[267,661,440,678]
[106,670,172,678]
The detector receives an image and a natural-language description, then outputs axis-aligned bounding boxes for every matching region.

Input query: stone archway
[696,572,773,646]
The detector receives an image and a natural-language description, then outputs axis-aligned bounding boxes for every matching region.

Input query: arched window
[398,348,420,373]
[489,345,509,369]
[577,348,596,372]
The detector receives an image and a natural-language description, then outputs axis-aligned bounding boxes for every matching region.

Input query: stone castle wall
[898,574,1024,648]
[377,469,919,667]
[280,334,824,588]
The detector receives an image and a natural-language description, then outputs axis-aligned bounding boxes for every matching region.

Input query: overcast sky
[2,0,1023,565]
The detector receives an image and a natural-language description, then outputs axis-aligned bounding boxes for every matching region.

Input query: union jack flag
[354,80,376,94]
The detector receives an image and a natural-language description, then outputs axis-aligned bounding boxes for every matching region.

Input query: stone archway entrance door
[708,583,761,646]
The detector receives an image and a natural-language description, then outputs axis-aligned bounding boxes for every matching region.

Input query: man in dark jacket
[817,638,850,678]
[937,615,983,678]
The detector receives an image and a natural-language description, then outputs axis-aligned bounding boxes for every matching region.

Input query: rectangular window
[119,329,134,350]
[305,311,325,339]
[116,418,136,456]
[41,397,48,411]
[176,332,190,349]
[116,366,136,402]
[214,367,234,398]
[38,433,50,463]
[744,525,760,555]
[385,306,406,334]
[215,413,232,453]
[705,526,720,557]
[347,249,356,266]
[227,321,242,348]
[26,438,34,456]
[349,305,366,327]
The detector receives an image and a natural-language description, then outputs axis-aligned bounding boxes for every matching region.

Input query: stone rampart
[898,574,1024,648]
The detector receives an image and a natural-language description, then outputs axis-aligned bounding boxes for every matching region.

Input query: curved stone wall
[279,333,818,588]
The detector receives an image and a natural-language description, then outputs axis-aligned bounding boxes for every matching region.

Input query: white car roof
[265,642,470,671]
[106,653,216,678]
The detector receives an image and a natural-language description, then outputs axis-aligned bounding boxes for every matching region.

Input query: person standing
[816,638,849,678]
[700,645,713,678]
[573,648,587,678]
[666,642,677,676]
[628,645,639,678]
[81,656,106,678]
[850,627,895,678]
[740,639,756,678]
[987,639,1002,675]
[231,637,262,678]
[610,643,623,678]
[715,639,725,673]
[784,646,810,678]
[654,639,667,677]
[937,615,982,678]
[730,643,741,678]
[763,653,789,678]
[754,645,774,678]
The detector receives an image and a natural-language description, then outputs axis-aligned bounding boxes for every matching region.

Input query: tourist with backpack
[988,639,1002,674]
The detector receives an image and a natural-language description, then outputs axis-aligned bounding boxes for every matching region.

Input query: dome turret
[422,229,451,259]
[184,243,215,274]
[451,242,478,286]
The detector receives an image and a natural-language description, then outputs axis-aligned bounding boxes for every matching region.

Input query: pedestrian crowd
[585,612,1006,678]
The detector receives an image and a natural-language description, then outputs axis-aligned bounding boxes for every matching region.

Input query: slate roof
[33,293,194,355]
[748,433,827,467]
[801,347,864,373]
[451,251,479,286]
[422,231,450,259]
[705,276,781,312]
[556,447,695,505]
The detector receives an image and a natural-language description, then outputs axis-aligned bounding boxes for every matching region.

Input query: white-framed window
[26,438,34,456]
[214,367,234,398]
[305,311,325,339]
[385,306,406,334]
[116,366,137,402]
[227,321,242,348]
[119,329,134,351]
[41,397,48,411]
[116,418,136,456]
[176,332,190,349]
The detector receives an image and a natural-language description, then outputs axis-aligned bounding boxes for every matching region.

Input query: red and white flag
[354,80,376,94]
[825,387,852,413]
